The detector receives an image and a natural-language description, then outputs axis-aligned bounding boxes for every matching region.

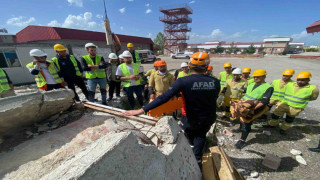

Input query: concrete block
[152,116,182,145]
[0,89,74,136]
[262,154,281,170]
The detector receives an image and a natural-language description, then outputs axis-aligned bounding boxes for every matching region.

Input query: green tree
[153,32,164,54]
[215,42,225,53]
[245,44,256,54]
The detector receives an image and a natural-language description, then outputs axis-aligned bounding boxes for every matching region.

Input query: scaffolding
[160,4,193,55]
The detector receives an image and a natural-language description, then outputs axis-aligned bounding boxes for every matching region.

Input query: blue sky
[1,0,320,45]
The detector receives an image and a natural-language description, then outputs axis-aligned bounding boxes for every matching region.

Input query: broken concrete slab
[262,154,281,170]
[0,89,74,137]
[0,114,201,180]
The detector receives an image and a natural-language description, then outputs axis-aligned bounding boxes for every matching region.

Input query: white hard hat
[232,68,242,75]
[181,62,188,68]
[108,53,118,59]
[122,50,132,58]
[119,54,124,59]
[29,49,47,57]
[85,43,98,49]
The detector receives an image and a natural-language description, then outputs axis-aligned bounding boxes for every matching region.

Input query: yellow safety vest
[133,50,141,65]
[0,68,10,93]
[83,55,106,79]
[26,61,63,88]
[242,82,271,101]
[271,79,294,101]
[177,71,191,78]
[51,55,81,76]
[119,63,140,87]
[282,83,316,109]
[219,71,233,89]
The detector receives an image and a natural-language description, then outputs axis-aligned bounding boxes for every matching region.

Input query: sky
[1,0,320,46]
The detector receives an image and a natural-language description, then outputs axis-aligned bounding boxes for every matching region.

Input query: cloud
[96,14,103,19]
[189,1,196,4]
[128,0,134,1]
[250,29,259,32]
[120,26,124,31]
[146,9,152,14]
[119,8,126,13]
[148,33,152,38]
[145,3,150,7]
[48,20,61,27]
[291,30,309,39]
[210,29,224,38]
[6,16,35,27]
[67,0,83,7]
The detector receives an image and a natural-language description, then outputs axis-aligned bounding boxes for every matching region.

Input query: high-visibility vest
[26,61,63,88]
[52,55,81,77]
[219,71,233,89]
[271,79,294,101]
[246,76,254,85]
[282,83,316,109]
[177,71,191,78]
[119,63,140,87]
[83,55,106,79]
[0,68,10,93]
[242,82,271,101]
[133,50,141,65]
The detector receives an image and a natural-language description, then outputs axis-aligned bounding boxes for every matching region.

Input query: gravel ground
[148,55,320,180]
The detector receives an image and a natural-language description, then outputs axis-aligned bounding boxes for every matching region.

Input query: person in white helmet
[176,62,191,79]
[220,67,248,125]
[106,53,121,101]
[26,49,65,91]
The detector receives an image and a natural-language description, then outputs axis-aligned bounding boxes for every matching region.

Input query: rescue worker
[177,62,191,78]
[121,52,220,165]
[144,60,160,102]
[106,53,121,101]
[173,61,188,80]
[116,50,144,109]
[234,69,273,149]
[127,43,141,65]
[27,49,65,91]
[309,140,320,152]
[220,68,248,124]
[119,54,124,64]
[145,61,159,78]
[205,65,216,78]
[269,69,295,107]
[241,67,254,84]
[81,43,108,105]
[0,68,15,98]
[148,60,174,100]
[218,62,233,90]
[52,44,88,101]
[267,72,319,135]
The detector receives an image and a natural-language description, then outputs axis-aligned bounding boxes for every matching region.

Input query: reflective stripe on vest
[83,55,106,79]
[242,82,271,101]
[52,55,81,76]
[119,63,140,87]
[220,71,233,89]
[271,79,294,101]
[26,61,63,88]
[177,71,191,79]
[0,68,10,93]
[282,83,316,109]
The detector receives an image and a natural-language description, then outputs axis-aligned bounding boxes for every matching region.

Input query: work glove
[232,86,240,90]
[216,95,224,108]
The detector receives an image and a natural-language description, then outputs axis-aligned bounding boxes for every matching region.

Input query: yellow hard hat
[242,67,251,73]
[252,69,267,77]
[127,43,134,48]
[224,62,232,67]
[282,69,295,76]
[296,72,312,79]
[54,44,66,51]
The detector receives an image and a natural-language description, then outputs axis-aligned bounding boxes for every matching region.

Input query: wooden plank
[210,147,236,180]
[202,153,220,180]
[83,103,157,126]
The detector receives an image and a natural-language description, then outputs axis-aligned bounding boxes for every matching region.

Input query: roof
[263,37,292,42]
[16,25,153,44]
[0,32,15,36]
[306,20,320,33]
[188,42,264,46]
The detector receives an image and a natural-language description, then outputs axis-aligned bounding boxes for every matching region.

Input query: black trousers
[181,115,212,162]
[47,84,64,91]
[239,122,253,141]
[65,76,89,101]
[108,80,121,98]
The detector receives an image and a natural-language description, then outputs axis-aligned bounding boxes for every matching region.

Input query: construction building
[160,4,192,56]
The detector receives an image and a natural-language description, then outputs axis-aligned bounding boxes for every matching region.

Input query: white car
[138,50,156,63]
[171,52,190,59]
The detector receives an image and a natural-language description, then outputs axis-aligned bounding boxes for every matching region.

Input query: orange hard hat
[224,62,232,67]
[153,61,159,66]
[157,60,167,66]
[189,52,210,68]
[207,65,213,70]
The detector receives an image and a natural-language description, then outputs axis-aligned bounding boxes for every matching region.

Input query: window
[0,50,21,68]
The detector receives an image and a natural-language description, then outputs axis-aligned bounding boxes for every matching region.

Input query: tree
[215,42,225,54]
[245,44,256,54]
[153,32,164,54]
[229,42,240,54]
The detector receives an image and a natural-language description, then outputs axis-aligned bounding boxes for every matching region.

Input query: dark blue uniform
[143,74,220,162]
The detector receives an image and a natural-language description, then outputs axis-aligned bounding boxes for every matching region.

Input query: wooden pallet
[202,146,245,180]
